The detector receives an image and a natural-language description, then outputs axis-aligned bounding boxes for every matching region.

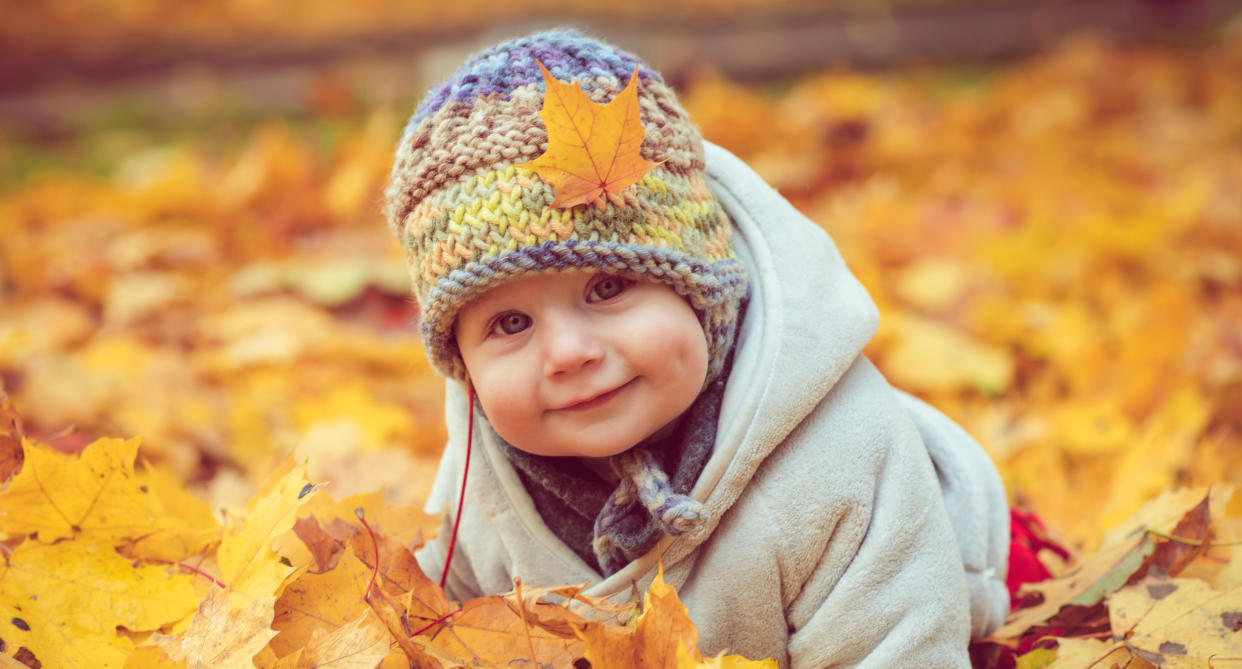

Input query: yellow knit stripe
[412,166,729,288]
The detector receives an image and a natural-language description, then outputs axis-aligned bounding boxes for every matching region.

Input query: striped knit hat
[384,29,748,381]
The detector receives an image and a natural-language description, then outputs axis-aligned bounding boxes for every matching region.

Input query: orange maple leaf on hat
[516,61,663,209]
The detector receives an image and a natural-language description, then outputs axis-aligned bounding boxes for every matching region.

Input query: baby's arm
[781,361,973,667]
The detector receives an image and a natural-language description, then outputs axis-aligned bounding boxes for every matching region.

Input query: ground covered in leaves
[2,28,1242,669]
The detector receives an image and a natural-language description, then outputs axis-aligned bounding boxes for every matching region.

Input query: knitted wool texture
[384,29,748,381]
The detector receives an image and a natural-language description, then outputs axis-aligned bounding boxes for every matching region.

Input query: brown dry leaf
[0,391,23,483]
[0,436,151,543]
[293,515,345,572]
[516,61,662,208]
[151,587,278,669]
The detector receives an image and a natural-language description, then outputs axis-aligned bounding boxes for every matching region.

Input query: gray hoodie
[416,142,1010,668]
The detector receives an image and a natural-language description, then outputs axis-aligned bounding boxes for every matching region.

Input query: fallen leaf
[1045,637,1153,669]
[292,515,345,572]
[151,587,278,669]
[269,544,373,657]
[292,611,392,669]
[576,567,771,668]
[516,61,662,209]
[300,487,435,551]
[122,646,183,668]
[0,436,151,543]
[995,489,1215,640]
[0,391,23,483]
[217,459,321,608]
[1110,578,1242,667]
[124,460,222,562]
[0,539,199,669]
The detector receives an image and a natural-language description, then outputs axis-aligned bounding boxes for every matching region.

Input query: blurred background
[2,0,1241,549]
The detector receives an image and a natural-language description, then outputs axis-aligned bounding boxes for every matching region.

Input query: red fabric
[1006,507,1070,609]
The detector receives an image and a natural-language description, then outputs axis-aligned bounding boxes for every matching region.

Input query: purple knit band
[407,30,659,132]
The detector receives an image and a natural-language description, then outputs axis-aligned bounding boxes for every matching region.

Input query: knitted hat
[384,29,748,381]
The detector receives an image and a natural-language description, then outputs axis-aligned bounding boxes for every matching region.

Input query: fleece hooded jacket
[415,141,1010,668]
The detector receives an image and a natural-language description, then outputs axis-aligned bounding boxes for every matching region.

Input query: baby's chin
[508,435,642,459]
[504,412,685,458]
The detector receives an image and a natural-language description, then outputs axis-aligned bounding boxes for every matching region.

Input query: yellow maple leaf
[217,459,321,608]
[635,567,701,667]
[0,539,199,669]
[126,460,222,562]
[575,567,774,668]
[0,436,152,543]
[515,61,662,209]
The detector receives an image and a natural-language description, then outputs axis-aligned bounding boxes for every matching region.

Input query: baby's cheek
[477,376,540,444]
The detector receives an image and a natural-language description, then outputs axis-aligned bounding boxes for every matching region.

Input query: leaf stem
[515,578,539,665]
[1146,529,1242,547]
[411,608,461,637]
[144,557,226,589]
[356,507,380,600]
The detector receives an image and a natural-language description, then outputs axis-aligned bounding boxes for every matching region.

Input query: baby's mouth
[556,379,634,412]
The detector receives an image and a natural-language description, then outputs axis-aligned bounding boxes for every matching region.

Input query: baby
[384,29,1009,668]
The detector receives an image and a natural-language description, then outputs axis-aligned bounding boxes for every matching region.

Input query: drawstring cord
[440,384,473,589]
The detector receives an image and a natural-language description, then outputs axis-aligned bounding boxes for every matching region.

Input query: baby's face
[455,271,708,458]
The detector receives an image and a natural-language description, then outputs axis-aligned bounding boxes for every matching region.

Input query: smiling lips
[556,379,634,411]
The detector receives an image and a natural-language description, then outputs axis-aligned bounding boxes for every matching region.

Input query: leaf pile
[0,427,775,668]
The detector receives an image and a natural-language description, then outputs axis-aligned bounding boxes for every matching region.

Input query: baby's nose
[541,318,605,377]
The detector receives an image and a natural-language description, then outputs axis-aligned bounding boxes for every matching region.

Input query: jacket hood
[582,141,881,592]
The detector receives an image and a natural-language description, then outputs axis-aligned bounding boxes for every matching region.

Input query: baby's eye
[492,312,532,336]
[588,276,629,302]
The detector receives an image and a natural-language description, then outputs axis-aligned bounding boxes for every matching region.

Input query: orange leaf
[0,392,24,484]
[516,61,662,209]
